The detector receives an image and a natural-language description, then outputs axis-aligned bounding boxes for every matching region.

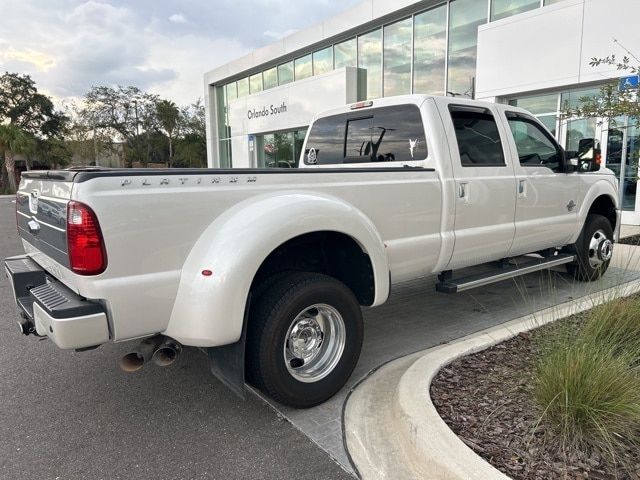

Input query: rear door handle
[518,179,526,197]
[458,182,468,201]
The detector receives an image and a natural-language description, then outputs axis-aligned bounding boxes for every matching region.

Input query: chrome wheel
[587,229,613,269]
[284,304,346,383]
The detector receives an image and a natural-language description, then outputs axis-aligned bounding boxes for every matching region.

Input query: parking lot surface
[0,196,352,480]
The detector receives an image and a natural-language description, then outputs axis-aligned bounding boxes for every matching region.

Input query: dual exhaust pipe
[119,335,183,373]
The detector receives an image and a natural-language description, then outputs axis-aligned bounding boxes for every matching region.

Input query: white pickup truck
[5,95,619,408]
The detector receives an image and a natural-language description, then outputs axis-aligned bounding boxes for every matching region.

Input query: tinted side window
[449,106,506,167]
[304,115,346,165]
[506,113,562,172]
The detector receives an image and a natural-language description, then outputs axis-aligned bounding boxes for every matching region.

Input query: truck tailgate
[16,176,73,268]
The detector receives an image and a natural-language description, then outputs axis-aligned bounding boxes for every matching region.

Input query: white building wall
[476,0,640,100]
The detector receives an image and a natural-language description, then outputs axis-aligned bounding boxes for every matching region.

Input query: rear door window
[304,104,427,165]
[449,105,506,167]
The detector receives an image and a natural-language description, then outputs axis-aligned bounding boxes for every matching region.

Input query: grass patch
[534,296,640,470]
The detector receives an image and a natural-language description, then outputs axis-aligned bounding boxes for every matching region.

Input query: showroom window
[358,29,382,100]
[249,73,263,94]
[313,47,333,76]
[449,106,506,167]
[263,67,278,90]
[236,77,249,98]
[491,0,539,21]
[447,0,487,98]
[278,62,294,85]
[413,4,447,96]
[295,54,313,80]
[334,38,356,69]
[225,82,237,102]
[383,17,412,97]
[256,129,308,168]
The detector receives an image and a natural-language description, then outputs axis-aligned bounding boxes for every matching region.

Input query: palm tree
[155,100,180,167]
[0,124,35,193]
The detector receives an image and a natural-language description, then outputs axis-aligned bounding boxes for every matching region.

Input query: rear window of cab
[304,104,427,165]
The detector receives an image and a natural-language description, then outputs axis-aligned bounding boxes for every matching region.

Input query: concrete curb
[345,273,640,480]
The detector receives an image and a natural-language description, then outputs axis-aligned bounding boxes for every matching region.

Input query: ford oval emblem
[29,190,39,215]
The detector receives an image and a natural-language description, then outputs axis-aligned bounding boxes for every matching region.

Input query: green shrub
[582,297,640,357]
[534,341,640,460]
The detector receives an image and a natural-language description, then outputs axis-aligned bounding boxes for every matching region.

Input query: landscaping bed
[431,300,640,480]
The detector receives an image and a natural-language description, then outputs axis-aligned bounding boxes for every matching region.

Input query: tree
[80,85,159,167]
[0,124,35,192]
[563,54,639,125]
[0,72,67,190]
[156,99,180,165]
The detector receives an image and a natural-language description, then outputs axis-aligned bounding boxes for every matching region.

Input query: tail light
[67,201,107,275]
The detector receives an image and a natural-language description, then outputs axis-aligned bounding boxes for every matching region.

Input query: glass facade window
[249,73,263,94]
[358,29,382,100]
[544,0,566,4]
[225,82,237,102]
[383,18,412,97]
[491,0,539,21]
[278,62,294,85]
[565,118,597,152]
[295,54,313,80]
[561,87,601,110]
[263,67,278,90]
[237,77,249,98]
[508,93,558,115]
[313,46,333,76]
[334,38,356,69]
[447,0,487,98]
[256,129,307,168]
[413,5,447,96]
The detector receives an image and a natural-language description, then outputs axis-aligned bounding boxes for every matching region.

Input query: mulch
[430,316,640,480]
[619,234,640,246]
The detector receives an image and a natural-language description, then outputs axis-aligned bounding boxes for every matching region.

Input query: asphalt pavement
[0,196,352,480]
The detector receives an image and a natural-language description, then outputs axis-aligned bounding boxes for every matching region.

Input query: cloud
[1,0,363,106]
[168,13,187,24]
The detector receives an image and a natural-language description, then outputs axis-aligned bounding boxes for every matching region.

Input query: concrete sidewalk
[343,244,640,479]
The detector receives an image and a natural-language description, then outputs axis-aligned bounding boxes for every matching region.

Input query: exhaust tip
[119,352,145,372]
[152,342,182,367]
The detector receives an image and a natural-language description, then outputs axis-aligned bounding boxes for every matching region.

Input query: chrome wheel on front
[588,229,614,269]
[284,304,346,383]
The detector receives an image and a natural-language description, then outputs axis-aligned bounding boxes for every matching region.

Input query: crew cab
[5,95,619,408]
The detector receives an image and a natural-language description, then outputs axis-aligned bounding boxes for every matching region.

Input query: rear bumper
[4,255,109,349]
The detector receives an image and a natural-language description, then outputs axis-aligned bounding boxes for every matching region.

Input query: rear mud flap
[205,294,250,399]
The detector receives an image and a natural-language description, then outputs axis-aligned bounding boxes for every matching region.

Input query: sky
[0,0,362,106]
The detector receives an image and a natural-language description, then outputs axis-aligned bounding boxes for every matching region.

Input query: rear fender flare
[164,191,389,347]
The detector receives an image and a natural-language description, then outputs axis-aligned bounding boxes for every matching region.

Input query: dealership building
[203,0,640,224]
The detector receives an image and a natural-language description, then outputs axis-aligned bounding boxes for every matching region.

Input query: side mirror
[577,138,602,172]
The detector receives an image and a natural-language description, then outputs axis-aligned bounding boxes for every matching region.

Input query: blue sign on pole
[618,75,639,91]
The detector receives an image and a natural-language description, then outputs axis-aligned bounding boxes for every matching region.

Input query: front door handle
[518,179,526,197]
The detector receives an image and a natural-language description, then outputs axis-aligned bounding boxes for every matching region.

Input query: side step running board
[436,254,575,294]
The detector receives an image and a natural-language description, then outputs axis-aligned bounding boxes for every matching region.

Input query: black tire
[246,272,363,408]
[565,214,614,281]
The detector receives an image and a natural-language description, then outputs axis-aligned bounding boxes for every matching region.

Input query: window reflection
[237,77,249,98]
[313,47,333,75]
[295,54,313,80]
[413,5,447,95]
[334,38,356,68]
[384,18,412,97]
[491,0,539,21]
[447,0,487,98]
[358,29,382,100]
[263,67,278,90]
[278,62,294,85]
[249,73,263,94]
[225,82,237,102]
